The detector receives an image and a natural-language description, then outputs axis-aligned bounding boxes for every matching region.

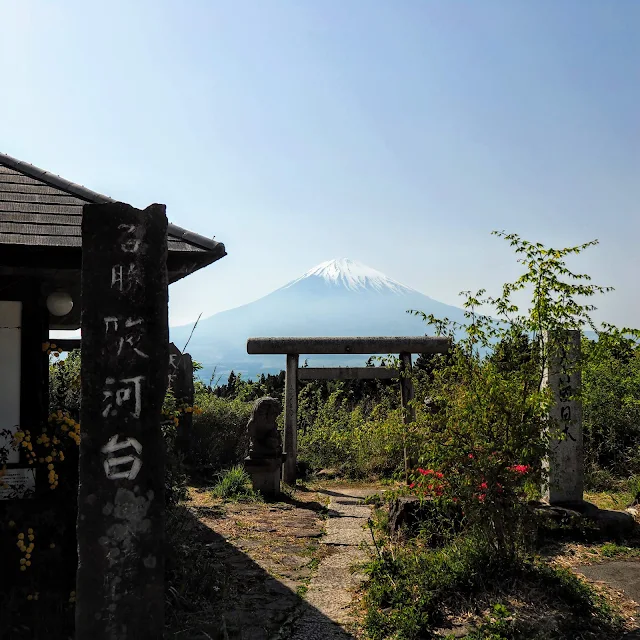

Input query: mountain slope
[170,259,469,381]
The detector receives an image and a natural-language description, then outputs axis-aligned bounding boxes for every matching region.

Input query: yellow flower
[19,558,26,565]
[27,528,33,534]
[26,560,31,566]
[27,594,33,601]
[59,452,65,461]
[25,553,31,559]
[20,566,26,571]
[8,520,15,527]
[50,543,55,549]
[18,533,24,540]
[47,463,54,470]
[28,534,34,541]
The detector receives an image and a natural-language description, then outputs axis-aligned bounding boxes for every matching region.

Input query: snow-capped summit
[170,256,468,382]
[283,258,415,294]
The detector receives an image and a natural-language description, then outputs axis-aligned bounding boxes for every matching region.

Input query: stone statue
[247,397,282,459]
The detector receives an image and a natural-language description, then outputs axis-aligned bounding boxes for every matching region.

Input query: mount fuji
[169,258,469,382]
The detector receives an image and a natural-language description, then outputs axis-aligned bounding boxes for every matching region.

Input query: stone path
[574,560,640,606]
[291,487,377,639]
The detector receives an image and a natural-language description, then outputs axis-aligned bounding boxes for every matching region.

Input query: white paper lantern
[46,291,74,317]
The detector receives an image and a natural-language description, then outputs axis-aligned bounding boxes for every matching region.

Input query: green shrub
[582,331,640,476]
[362,536,622,640]
[189,395,253,475]
[211,465,261,502]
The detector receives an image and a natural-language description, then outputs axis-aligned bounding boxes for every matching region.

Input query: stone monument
[76,203,169,640]
[543,329,583,504]
[244,397,285,498]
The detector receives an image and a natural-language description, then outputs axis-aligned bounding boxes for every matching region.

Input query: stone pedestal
[244,455,286,499]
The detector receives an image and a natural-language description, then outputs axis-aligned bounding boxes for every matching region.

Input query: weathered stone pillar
[244,397,284,498]
[283,353,298,485]
[543,329,583,505]
[168,342,194,453]
[76,203,169,640]
[399,352,416,423]
[399,352,416,481]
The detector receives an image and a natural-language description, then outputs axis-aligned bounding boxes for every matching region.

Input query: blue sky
[2,1,639,328]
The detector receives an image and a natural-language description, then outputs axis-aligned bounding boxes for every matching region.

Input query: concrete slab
[574,560,640,605]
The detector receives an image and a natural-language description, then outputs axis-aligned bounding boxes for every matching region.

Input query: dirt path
[290,487,377,639]
[170,483,380,639]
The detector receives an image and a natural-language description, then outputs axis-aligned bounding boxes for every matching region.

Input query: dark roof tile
[0,152,226,258]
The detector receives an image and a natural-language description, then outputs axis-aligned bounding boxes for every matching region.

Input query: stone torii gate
[246,336,451,484]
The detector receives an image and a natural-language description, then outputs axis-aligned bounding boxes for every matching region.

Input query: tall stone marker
[168,342,194,453]
[543,329,583,504]
[76,203,169,640]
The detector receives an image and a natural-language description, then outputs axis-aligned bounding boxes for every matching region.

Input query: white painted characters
[104,316,149,359]
[118,223,141,253]
[102,375,145,419]
[111,263,140,293]
[101,434,143,480]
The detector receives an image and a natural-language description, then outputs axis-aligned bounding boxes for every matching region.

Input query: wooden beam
[283,353,298,485]
[247,336,450,355]
[298,366,399,381]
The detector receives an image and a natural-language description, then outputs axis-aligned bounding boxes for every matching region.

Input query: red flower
[409,482,415,489]
[468,454,474,459]
[478,482,488,490]
[435,471,444,479]
[508,464,531,475]
[452,497,458,503]
[417,468,434,476]
[477,493,486,502]
[496,482,503,494]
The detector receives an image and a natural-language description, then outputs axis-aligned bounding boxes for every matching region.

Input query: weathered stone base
[245,457,283,498]
[531,500,637,540]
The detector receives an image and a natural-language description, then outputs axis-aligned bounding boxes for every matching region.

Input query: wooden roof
[0,152,226,280]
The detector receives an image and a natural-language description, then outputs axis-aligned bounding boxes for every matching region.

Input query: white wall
[0,301,22,464]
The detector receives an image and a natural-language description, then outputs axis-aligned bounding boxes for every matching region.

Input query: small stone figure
[245,397,285,498]
[247,397,282,459]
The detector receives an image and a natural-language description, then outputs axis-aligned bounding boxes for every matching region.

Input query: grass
[584,473,639,511]
[210,465,262,502]
[362,536,625,639]
[599,541,640,558]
